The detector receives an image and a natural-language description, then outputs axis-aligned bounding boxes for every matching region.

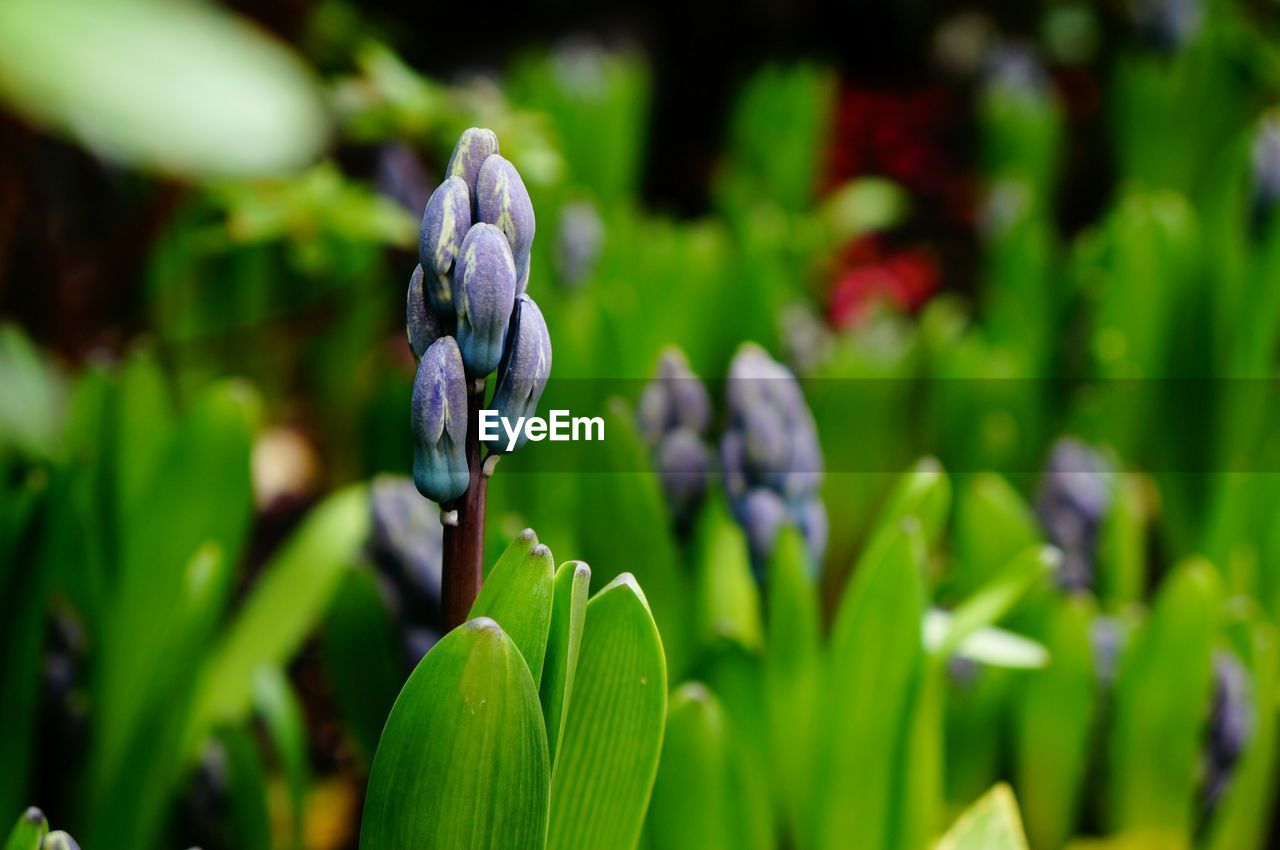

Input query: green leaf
[323,568,403,765]
[252,667,310,849]
[0,0,329,177]
[922,612,1049,669]
[814,520,926,850]
[693,498,764,652]
[952,474,1041,596]
[189,484,370,750]
[540,560,591,768]
[217,724,272,850]
[1096,474,1148,606]
[647,683,769,850]
[577,400,691,676]
[935,784,1030,850]
[898,663,945,850]
[549,575,668,850]
[873,457,952,550]
[928,545,1057,663]
[3,807,48,850]
[1013,597,1097,850]
[360,618,550,850]
[471,537,555,685]
[763,526,822,845]
[1108,558,1222,841]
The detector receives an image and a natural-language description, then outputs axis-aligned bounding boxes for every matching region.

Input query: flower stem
[441,381,488,630]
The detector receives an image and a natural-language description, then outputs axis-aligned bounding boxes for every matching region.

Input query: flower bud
[455,223,518,376]
[735,487,790,569]
[42,832,81,850]
[1250,115,1280,234]
[418,176,471,311]
[369,475,443,615]
[411,337,470,503]
[555,200,604,286]
[1035,438,1113,592]
[1203,650,1252,810]
[637,347,711,447]
[797,495,828,570]
[406,264,446,359]
[477,154,536,291]
[446,128,500,203]
[655,428,712,521]
[487,295,552,454]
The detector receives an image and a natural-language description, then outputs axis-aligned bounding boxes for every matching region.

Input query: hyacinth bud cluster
[1203,650,1252,811]
[368,476,445,664]
[638,348,714,533]
[722,343,827,574]
[409,128,552,503]
[1034,438,1114,593]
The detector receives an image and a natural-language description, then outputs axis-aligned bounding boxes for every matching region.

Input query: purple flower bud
[446,128,500,204]
[1203,650,1252,810]
[982,43,1049,101]
[1035,438,1113,592]
[1090,616,1128,689]
[735,487,791,569]
[637,347,711,447]
[720,429,749,500]
[797,495,828,571]
[655,428,712,522]
[487,295,552,454]
[411,337,470,503]
[43,833,81,850]
[406,264,447,359]
[1250,115,1280,233]
[555,200,604,286]
[477,154,537,292]
[369,475,443,616]
[455,223,517,376]
[418,176,471,312]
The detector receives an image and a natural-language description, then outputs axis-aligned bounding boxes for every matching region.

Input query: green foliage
[935,785,1030,850]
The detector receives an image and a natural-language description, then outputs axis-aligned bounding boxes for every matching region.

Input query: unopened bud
[477,154,537,292]
[446,128,500,205]
[455,223,517,376]
[418,175,471,311]
[412,337,470,503]
[487,295,552,454]
[406,264,447,359]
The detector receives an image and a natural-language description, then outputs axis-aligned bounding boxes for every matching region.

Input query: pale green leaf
[471,537,555,685]
[934,784,1029,850]
[540,560,591,768]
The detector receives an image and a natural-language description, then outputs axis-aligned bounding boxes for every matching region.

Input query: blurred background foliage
[4,0,1280,848]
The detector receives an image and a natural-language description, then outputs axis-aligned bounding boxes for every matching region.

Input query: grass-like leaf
[361,618,550,850]
[541,560,591,768]
[548,574,667,850]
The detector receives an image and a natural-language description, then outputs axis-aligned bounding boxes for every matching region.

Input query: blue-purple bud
[1035,438,1113,592]
[1203,650,1252,811]
[406,264,446,359]
[655,428,712,522]
[477,154,537,292]
[796,495,828,570]
[42,833,81,850]
[555,200,604,286]
[411,337,470,503]
[735,487,791,569]
[638,347,712,447]
[418,175,471,311]
[982,44,1050,101]
[1250,115,1280,234]
[446,128,500,206]
[455,223,517,376]
[487,295,552,454]
[369,475,443,614]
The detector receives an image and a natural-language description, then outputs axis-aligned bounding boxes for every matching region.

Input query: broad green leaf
[471,537,555,685]
[648,683,769,850]
[764,526,822,845]
[0,0,329,177]
[487,527,539,579]
[693,498,763,652]
[1014,597,1097,850]
[1109,559,1222,840]
[323,568,403,765]
[952,473,1041,596]
[189,484,370,748]
[873,457,952,550]
[929,545,1057,663]
[540,560,591,768]
[577,400,690,676]
[3,807,48,850]
[814,520,926,850]
[361,618,550,850]
[252,667,310,849]
[549,575,667,850]
[935,784,1029,850]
